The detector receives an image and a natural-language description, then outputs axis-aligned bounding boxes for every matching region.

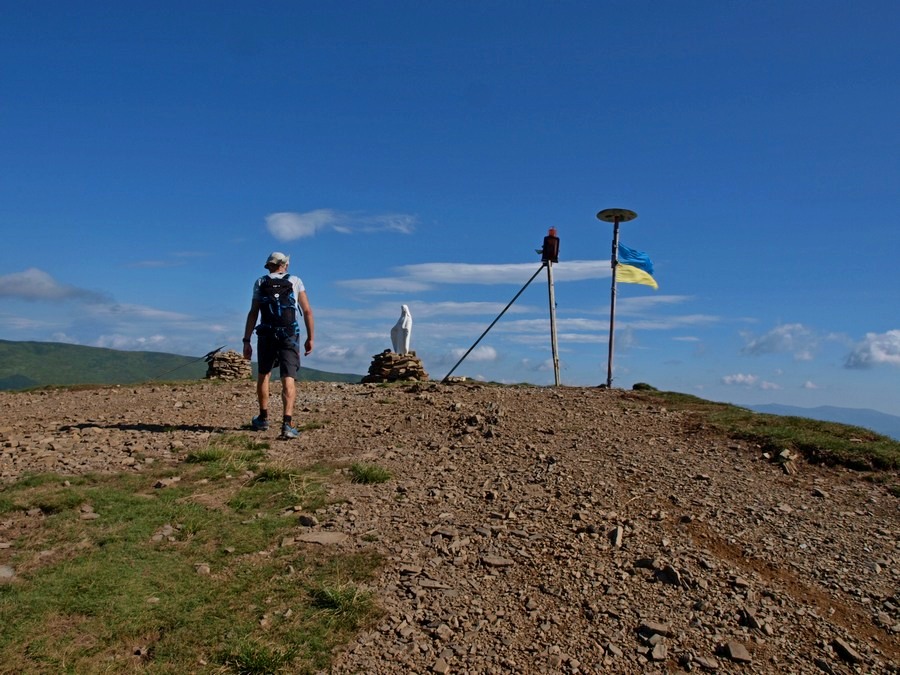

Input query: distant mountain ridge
[0,340,362,390]
[747,403,900,441]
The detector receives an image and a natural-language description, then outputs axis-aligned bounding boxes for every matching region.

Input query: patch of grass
[0,494,16,514]
[0,435,383,673]
[632,382,658,391]
[185,434,268,479]
[635,390,900,473]
[349,463,392,484]
[288,472,329,511]
[299,420,326,431]
[308,582,374,629]
[220,640,299,674]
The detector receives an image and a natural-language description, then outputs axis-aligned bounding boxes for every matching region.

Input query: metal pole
[546,260,560,386]
[442,263,547,383]
[607,219,620,388]
[596,208,637,388]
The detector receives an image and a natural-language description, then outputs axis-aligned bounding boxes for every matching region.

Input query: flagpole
[596,208,637,388]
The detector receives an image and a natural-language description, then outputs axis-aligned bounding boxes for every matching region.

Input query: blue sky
[1,1,898,415]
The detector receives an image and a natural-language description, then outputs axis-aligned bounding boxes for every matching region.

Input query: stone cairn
[204,349,252,380]
[362,349,429,383]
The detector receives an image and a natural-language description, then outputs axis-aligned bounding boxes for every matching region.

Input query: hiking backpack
[257,275,298,334]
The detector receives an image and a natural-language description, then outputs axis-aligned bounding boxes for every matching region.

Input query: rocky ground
[0,380,898,674]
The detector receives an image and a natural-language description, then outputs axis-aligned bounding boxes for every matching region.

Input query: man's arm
[242,301,260,360]
[297,291,314,356]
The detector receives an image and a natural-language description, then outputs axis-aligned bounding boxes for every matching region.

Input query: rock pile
[361,349,429,383]
[204,350,251,380]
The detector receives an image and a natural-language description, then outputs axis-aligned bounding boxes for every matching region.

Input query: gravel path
[1,381,897,673]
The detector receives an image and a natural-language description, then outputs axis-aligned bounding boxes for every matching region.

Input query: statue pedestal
[361,349,429,383]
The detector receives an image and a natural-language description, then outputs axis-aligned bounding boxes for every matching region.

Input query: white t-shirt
[252,273,305,304]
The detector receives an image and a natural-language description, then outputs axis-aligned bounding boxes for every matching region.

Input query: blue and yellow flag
[616,243,658,289]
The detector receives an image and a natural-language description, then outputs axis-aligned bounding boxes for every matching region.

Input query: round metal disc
[596,208,637,223]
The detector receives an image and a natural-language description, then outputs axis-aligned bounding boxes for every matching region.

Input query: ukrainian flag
[616,243,658,289]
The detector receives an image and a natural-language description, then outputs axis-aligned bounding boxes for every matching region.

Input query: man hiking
[242,251,315,439]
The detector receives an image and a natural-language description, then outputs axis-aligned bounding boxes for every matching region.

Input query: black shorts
[257,332,300,379]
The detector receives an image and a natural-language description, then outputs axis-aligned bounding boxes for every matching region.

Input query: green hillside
[0,340,362,390]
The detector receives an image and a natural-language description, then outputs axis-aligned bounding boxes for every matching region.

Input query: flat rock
[724,640,752,663]
[295,532,349,545]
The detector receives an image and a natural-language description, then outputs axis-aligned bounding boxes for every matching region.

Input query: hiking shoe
[280,423,300,440]
[251,416,269,431]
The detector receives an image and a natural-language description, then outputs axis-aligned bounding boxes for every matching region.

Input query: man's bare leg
[282,376,296,420]
[257,373,271,413]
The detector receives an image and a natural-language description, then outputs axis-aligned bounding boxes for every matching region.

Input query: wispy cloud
[312,343,374,366]
[722,373,757,386]
[396,260,609,285]
[616,295,693,312]
[722,372,780,389]
[339,259,625,297]
[266,209,417,241]
[123,251,212,269]
[335,277,434,294]
[0,269,106,302]
[94,334,168,350]
[127,260,181,269]
[741,323,817,360]
[411,301,535,318]
[450,345,497,362]
[623,315,719,330]
[803,380,818,389]
[845,329,900,368]
[0,313,57,330]
[86,303,191,321]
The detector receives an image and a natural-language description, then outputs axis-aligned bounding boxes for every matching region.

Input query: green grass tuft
[309,583,374,629]
[219,640,300,674]
[349,463,392,484]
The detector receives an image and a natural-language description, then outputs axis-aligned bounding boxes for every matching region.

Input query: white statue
[390,304,412,354]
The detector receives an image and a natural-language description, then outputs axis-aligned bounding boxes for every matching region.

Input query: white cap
[265,252,290,268]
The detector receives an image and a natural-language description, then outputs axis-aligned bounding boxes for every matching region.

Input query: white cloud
[741,323,817,360]
[87,303,191,321]
[618,295,693,312]
[312,343,373,365]
[94,334,167,350]
[624,314,719,330]
[722,372,782,390]
[845,329,900,368]
[803,380,818,389]
[395,260,610,285]
[722,373,758,386]
[338,260,612,295]
[266,209,417,241]
[0,268,104,302]
[673,336,700,342]
[410,301,535,318]
[0,314,55,330]
[128,260,182,269]
[50,332,80,344]
[335,277,433,294]
[450,345,497,362]
[397,262,547,285]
